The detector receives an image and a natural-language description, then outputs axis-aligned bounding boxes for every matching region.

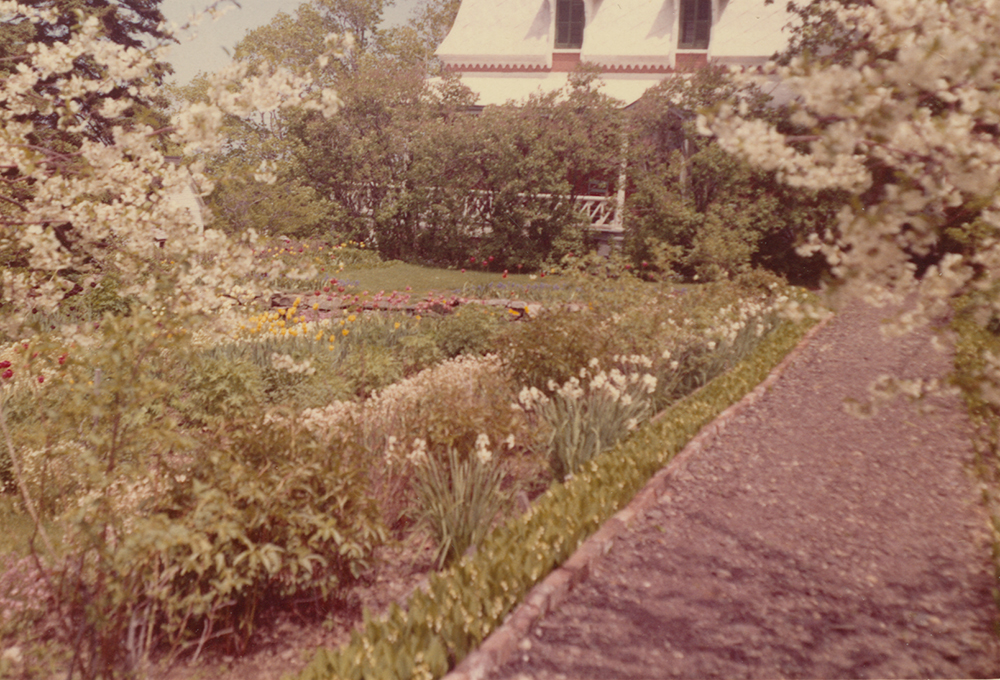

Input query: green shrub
[500,307,611,389]
[184,355,265,424]
[47,414,389,673]
[432,304,503,358]
[340,344,405,398]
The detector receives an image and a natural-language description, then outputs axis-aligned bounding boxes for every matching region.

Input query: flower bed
[0,259,815,677]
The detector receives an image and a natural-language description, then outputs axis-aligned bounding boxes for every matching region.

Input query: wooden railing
[336,185,623,234]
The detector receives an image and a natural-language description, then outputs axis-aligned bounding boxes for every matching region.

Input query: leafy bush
[624,67,837,285]
[500,307,612,390]
[184,355,266,424]
[39,414,387,676]
[136,417,385,648]
[432,304,503,358]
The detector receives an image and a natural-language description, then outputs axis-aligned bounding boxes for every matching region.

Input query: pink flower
[37,375,44,384]
[2,369,12,380]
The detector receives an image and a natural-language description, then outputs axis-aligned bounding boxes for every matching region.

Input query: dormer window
[678,0,711,49]
[555,0,585,49]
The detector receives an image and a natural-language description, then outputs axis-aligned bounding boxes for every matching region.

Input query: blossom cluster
[704,0,1000,336]
[0,2,344,336]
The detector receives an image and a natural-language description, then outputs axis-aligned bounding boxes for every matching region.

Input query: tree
[234,0,393,77]
[0,3,343,673]
[705,0,1000,322]
[0,0,175,144]
[381,0,460,69]
[0,0,339,333]
[625,66,838,283]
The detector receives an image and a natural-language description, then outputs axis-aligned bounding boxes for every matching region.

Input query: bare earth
[487,301,1000,679]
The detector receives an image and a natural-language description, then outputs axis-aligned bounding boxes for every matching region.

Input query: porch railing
[336,185,623,234]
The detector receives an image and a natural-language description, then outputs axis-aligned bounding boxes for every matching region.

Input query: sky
[160,0,421,84]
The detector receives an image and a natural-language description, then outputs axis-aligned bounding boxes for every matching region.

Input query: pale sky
[160,0,421,84]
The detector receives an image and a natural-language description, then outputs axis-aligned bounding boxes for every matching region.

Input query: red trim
[674,52,708,71]
[443,63,549,72]
[551,52,582,71]
[444,58,675,74]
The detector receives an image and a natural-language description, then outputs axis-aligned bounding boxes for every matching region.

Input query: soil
[486,301,1000,679]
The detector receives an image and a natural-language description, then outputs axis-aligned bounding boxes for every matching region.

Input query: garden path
[474,300,1000,679]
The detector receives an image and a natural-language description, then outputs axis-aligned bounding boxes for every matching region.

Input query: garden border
[444,312,834,680]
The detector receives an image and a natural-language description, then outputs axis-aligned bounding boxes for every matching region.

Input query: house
[435,0,796,107]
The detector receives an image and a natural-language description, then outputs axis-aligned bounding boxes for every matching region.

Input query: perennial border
[295,308,829,680]
[445,312,834,680]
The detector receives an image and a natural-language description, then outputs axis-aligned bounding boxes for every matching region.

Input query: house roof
[581,0,675,70]
[710,0,798,64]
[436,0,554,70]
[434,0,799,107]
[437,0,797,72]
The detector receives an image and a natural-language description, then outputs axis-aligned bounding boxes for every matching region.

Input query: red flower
[488,256,494,262]
[58,355,67,365]
[469,256,476,263]
[0,361,9,369]
[2,369,12,380]
[37,375,44,384]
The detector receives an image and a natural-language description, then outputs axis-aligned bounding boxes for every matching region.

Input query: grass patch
[335,263,568,299]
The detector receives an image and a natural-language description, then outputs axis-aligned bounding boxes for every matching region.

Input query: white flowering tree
[0,5,350,673]
[704,0,1000,329]
[0,1,343,338]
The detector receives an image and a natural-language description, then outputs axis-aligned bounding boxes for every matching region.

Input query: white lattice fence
[338,184,620,233]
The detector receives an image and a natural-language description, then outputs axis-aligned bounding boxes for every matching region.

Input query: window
[555,0,585,49]
[678,0,711,49]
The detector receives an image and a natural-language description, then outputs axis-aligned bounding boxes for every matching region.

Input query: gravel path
[486,301,1000,679]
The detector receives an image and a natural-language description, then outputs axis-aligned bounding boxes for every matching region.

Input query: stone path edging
[444,313,835,680]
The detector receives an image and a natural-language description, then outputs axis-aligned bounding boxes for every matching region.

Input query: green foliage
[537,363,656,480]
[500,307,611,390]
[289,65,622,271]
[625,66,837,285]
[295,315,817,680]
[950,292,1000,578]
[209,161,335,239]
[126,416,386,651]
[184,355,266,423]
[432,304,503,358]
[411,445,511,569]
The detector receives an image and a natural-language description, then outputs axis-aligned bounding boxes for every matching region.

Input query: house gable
[436,0,796,102]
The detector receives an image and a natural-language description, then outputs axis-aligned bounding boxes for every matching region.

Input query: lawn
[335,262,564,299]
